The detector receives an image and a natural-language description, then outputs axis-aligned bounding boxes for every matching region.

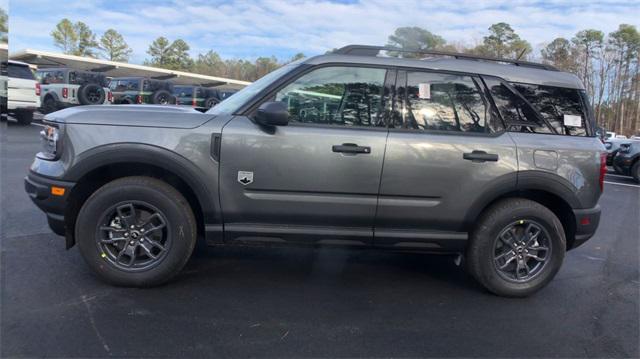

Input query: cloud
[8,0,640,63]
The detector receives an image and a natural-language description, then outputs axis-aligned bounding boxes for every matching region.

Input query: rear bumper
[24,171,75,237]
[570,205,601,249]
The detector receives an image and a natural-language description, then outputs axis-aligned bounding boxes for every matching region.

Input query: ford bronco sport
[173,85,224,111]
[36,68,112,114]
[25,45,605,297]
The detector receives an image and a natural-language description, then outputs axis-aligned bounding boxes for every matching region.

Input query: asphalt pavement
[1,119,638,358]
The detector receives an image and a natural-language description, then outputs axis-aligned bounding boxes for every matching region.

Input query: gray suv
[25,45,605,297]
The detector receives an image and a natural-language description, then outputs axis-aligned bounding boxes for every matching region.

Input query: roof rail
[333,44,558,71]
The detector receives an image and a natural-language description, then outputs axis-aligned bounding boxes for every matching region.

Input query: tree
[289,52,306,62]
[99,29,132,62]
[146,37,193,70]
[74,21,99,57]
[572,29,604,97]
[51,19,78,54]
[50,19,99,57]
[541,38,577,72]
[386,26,447,58]
[146,37,173,67]
[473,22,531,59]
[0,8,7,43]
[167,39,193,70]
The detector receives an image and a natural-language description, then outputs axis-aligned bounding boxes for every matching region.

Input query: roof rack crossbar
[334,45,558,71]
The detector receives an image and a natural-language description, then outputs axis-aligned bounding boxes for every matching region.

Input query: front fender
[64,143,220,225]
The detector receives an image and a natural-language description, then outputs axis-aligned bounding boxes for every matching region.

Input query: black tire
[15,110,34,125]
[151,90,173,105]
[76,176,197,287]
[466,198,566,297]
[78,84,106,105]
[41,96,58,114]
[631,161,640,183]
[205,97,219,109]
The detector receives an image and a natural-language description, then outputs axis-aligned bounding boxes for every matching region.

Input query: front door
[220,66,393,245]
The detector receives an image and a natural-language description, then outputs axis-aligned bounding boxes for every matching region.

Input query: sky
[7,0,640,64]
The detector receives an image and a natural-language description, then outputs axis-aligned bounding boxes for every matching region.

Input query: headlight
[37,123,62,160]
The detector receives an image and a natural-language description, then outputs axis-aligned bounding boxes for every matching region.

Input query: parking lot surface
[1,120,638,358]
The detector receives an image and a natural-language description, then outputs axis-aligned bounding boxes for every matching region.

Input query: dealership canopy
[10,49,251,90]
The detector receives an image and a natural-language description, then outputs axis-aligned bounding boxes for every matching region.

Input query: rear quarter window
[8,64,35,80]
[511,83,589,137]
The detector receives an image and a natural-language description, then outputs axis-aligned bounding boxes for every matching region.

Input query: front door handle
[463,150,499,162]
[332,143,371,154]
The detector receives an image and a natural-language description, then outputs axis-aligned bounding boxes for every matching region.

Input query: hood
[44,105,216,129]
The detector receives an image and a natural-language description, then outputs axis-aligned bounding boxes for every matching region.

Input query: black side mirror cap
[255,101,290,126]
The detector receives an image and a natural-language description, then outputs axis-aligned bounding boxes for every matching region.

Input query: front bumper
[24,171,75,238]
[570,205,601,249]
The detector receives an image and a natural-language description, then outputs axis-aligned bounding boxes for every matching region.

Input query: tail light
[192,98,197,107]
[62,87,68,98]
[136,95,142,104]
[599,152,607,192]
[107,91,113,103]
[35,83,41,96]
[176,99,180,105]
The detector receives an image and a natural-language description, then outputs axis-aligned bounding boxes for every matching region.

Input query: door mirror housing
[255,101,289,126]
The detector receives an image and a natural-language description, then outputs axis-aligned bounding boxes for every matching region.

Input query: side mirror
[255,101,289,126]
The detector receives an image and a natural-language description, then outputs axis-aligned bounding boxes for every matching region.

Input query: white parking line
[604,181,640,188]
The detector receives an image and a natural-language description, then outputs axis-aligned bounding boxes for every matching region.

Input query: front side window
[512,83,588,136]
[275,66,387,127]
[484,78,553,134]
[404,72,496,133]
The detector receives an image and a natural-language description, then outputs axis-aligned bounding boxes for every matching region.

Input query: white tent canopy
[10,49,251,90]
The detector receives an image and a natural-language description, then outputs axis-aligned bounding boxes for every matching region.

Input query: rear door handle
[332,143,371,154]
[463,150,499,162]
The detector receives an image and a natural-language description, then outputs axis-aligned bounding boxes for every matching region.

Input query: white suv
[7,60,41,125]
[36,68,112,114]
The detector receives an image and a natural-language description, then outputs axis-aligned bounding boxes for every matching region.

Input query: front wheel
[76,176,197,287]
[466,198,566,297]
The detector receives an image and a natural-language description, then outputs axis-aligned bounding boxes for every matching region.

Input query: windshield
[207,64,299,115]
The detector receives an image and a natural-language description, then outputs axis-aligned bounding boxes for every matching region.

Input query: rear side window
[512,83,588,136]
[275,66,387,127]
[403,72,500,133]
[110,79,139,91]
[8,64,35,80]
[484,78,553,134]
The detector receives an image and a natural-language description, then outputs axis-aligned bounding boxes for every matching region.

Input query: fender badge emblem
[237,171,254,185]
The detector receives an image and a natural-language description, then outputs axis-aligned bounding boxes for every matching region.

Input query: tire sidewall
[471,202,566,296]
[76,179,196,286]
[78,84,106,105]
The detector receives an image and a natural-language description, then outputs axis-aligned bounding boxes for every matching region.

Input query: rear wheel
[152,90,173,105]
[205,97,219,109]
[466,198,565,297]
[76,176,197,287]
[41,96,57,114]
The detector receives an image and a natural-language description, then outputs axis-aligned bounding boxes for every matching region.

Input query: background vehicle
[110,77,175,105]
[1,61,7,119]
[7,60,41,125]
[36,68,112,114]
[613,142,640,182]
[26,45,604,297]
[604,137,632,167]
[173,85,224,111]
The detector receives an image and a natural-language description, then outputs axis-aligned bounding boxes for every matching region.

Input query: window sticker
[563,114,582,127]
[418,83,431,99]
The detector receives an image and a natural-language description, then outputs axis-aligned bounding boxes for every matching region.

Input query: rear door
[8,63,38,107]
[375,70,518,248]
[219,65,393,244]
